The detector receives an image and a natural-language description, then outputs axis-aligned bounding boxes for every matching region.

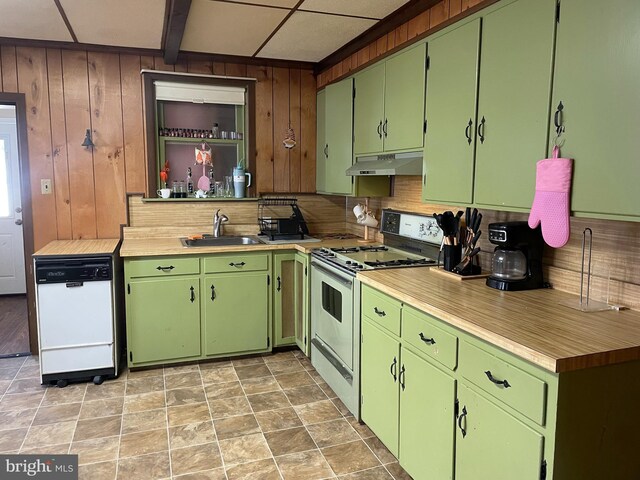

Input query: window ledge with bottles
[143,71,257,201]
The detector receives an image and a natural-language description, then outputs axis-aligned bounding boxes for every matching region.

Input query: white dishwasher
[35,256,121,387]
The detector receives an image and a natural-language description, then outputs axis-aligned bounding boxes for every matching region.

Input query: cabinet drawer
[361,286,401,336]
[459,341,547,425]
[126,257,200,278]
[204,253,269,274]
[402,307,458,370]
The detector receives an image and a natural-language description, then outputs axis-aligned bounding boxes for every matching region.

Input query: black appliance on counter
[486,221,544,291]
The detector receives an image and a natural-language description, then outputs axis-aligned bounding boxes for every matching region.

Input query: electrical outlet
[41,179,52,195]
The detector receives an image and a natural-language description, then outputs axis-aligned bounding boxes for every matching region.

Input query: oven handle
[311,338,353,383]
[310,261,354,288]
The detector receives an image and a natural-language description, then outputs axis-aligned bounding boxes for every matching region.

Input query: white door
[0,108,26,295]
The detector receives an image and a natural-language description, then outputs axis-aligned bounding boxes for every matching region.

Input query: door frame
[0,93,36,354]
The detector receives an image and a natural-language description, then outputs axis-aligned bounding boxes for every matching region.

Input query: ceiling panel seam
[53,0,78,43]
[252,0,305,58]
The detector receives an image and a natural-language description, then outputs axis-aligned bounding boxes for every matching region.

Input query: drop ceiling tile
[230,0,298,7]
[257,11,376,62]
[0,0,72,42]
[300,0,410,19]
[59,0,165,48]
[181,0,289,56]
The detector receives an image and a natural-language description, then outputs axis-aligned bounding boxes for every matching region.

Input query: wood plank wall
[346,177,640,311]
[317,0,486,88]
[0,45,316,251]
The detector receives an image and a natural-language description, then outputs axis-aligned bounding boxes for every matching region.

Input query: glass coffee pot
[490,248,527,281]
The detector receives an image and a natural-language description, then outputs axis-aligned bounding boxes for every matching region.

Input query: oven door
[310,260,354,370]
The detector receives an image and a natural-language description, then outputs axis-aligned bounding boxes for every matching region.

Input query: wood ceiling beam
[315,0,442,74]
[163,0,192,65]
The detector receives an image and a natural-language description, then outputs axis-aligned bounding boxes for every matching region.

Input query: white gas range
[309,210,443,418]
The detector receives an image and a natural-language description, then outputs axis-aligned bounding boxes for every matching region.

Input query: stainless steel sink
[180,236,263,247]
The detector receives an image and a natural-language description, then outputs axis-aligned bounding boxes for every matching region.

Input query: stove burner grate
[364,258,436,268]
[331,247,360,254]
[359,246,389,252]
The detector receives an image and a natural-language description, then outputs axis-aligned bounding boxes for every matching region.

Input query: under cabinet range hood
[346,152,423,176]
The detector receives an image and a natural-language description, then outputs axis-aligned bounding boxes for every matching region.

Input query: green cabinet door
[316,89,327,193]
[353,63,385,155]
[551,0,640,220]
[423,20,480,204]
[294,253,309,356]
[204,272,269,356]
[361,319,400,457]
[399,347,456,480]
[128,277,201,365]
[384,44,427,152]
[274,253,296,347]
[455,383,545,480]
[324,78,355,195]
[474,0,557,209]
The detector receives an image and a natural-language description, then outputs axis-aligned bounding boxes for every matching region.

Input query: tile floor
[0,351,413,480]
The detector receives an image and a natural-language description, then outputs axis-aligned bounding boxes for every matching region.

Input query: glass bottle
[186,167,194,195]
[212,123,220,139]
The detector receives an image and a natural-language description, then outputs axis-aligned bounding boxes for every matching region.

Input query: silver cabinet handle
[15,219,23,226]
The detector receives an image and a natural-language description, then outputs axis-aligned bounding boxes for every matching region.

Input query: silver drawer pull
[484,370,511,388]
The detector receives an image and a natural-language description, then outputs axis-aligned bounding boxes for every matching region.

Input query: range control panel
[381,210,443,246]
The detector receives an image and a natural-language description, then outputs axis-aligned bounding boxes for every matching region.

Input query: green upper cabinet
[316,89,327,194]
[353,63,385,156]
[473,0,557,209]
[321,78,354,196]
[399,347,456,480]
[551,0,640,221]
[203,272,269,356]
[423,19,481,205]
[127,276,201,365]
[455,383,545,480]
[354,44,427,156]
[384,43,427,152]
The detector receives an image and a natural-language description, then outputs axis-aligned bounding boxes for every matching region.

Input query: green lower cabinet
[294,253,310,355]
[361,319,400,457]
[273,253,296,347]
[127,276,201,365]
[203,272,269,356]
[455,383,545,480]
[399,347,456,480]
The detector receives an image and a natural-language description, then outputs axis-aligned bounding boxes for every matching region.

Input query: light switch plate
[41,179,52,194]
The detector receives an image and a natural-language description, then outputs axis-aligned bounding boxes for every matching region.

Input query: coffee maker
[486,221,544,291]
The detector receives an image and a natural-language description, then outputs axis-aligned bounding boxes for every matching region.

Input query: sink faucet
[213,209,229,237]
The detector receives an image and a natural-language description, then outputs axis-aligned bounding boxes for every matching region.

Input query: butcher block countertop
[33,239,121,257]
[358,267,640,374]
[119,237,371,257]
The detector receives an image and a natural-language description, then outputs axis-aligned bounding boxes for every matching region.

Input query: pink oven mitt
[528,146,573,248]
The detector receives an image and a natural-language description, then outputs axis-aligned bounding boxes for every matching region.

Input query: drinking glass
[214,181,225,197]
[224,176,233,197]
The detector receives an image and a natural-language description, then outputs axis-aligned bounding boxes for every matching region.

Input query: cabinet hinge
[540,460,547,480]
[129,351,133,362]
[305,266,307,276]
[304,335,307,345]
[423,120,427,134]
[351,177,354,185]
[425,55,430,71]
[127,283,130,294]
[454,399,459,419]
[555,1,560,23]
[267,274,270,286]
[353,85,356,99]
[267,337,270,348]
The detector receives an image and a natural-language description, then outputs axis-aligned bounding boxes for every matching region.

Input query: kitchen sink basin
[180,236,263,247]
